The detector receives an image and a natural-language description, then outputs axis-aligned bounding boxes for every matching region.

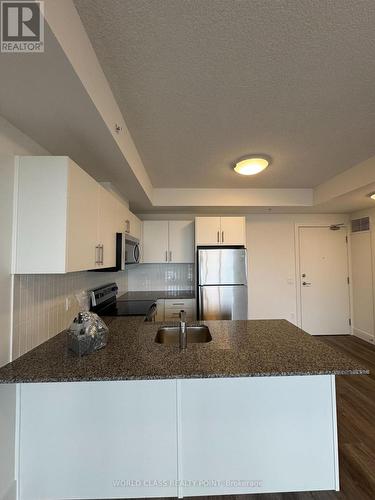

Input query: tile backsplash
[126,263,194,292]
[12,271,127,360]
[12,264,194,360]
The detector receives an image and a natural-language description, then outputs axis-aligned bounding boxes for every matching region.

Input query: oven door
[125,236,140,264]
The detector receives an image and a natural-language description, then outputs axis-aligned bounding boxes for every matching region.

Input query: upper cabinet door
[97,186,118,268]
[128,212,142,240]
[195,217,221,246]
[66,162,99,272]
[143,221,169,263]
[14,156,141,273]
[220,217,246,246]
[168,221,194,263]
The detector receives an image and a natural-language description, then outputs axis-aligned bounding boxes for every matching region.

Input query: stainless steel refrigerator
[197,247,248,320]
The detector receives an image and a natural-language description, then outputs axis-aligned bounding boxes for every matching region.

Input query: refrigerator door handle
[198,287,203,320]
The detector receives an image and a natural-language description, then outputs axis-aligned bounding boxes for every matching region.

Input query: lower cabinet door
[179,376,337,497]
[19,381,178,500]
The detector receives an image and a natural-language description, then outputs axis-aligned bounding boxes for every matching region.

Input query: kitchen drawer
[164,309,195,322]
[164,298,195,311]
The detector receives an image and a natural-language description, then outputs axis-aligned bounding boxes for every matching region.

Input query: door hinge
[347,276,350,285]
[349,318,352,326]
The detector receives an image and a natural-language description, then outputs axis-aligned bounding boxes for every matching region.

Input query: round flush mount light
[234,156,270,176]
[368,192,375,200]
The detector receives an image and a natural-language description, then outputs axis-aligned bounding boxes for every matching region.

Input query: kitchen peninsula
[0,318,367,500]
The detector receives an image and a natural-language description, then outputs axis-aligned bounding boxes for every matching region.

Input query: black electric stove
[89,283,157,319]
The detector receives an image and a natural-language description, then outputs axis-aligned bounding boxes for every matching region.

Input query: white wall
[246,213,349,324]
[349,207,375,343]
[0,116,48,500]
[0,116,48,367]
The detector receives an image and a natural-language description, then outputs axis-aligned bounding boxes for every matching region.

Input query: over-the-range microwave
[122,233,140,266]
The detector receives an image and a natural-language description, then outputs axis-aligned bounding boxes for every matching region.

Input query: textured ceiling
[74,0,375,188]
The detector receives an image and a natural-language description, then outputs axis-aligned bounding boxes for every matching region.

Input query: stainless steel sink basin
[155,325,212,345]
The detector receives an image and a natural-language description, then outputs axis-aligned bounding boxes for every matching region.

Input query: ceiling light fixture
[234,156,270,176]
[368,192,375,200]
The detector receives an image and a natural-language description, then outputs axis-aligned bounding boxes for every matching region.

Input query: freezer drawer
[199,285,248,320]
[198,248,247,285]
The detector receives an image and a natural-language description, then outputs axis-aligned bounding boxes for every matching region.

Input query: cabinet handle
[217,231,220,243]
[222,231,224,243]
[169,250,172,262]
[101,245,104,264]
[165,250,168,262]
[125,220,130,233]
[95,246,100,265]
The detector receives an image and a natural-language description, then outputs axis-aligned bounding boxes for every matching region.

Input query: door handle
[302,281,311,286]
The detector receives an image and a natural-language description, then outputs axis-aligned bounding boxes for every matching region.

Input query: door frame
[294,224,353,334]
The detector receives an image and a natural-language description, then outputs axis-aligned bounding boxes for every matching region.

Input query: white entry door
[299,226,350,335]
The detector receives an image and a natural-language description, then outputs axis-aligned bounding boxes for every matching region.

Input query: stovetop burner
[89,283,157,318]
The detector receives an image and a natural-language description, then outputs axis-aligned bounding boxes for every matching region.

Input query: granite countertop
[0,318,368,383]
[118,290,195,301]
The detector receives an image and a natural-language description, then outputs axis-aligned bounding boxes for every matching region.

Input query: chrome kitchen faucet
[179,310,187,349]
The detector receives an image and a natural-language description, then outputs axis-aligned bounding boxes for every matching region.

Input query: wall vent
[351,217,370,233]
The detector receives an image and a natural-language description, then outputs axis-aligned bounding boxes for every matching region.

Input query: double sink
[155,325,212,346]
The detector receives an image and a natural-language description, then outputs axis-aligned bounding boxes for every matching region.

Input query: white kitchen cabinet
[143,221,169,263]
[118,203,142,240]
[19,381,178,500]
[143,220,194,263]
[155,299,165,322]
[180,376,338,497]
[15,156,97,273]
[17,376,338,499]
[168,220,195,263]
[195,217,221,245]
[164,298,195,321]
[98,186,118,268]
[158,298,196,322]
[14,156,138,273]
[220,216,246,245]
[66,160,99,272]
[195,217,246,246]
[127,212,142,240]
